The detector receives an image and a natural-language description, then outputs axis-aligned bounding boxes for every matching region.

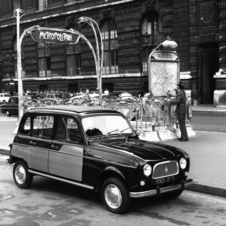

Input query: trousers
[177,113,188,140]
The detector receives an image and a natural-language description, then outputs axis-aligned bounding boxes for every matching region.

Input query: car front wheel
[13,161,33,189]
[101,177,131,214]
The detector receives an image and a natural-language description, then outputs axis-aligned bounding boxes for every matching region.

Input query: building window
[38,43,51,77]
[66,44,81,76]
[0,0,13,17]
[20,0,38,11]
[141,11,162,72]
[198,0,218,29]
[101,19,118,75]
[47,0,66,7]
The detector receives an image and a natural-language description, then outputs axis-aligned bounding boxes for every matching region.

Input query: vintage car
[0,96,32,116]
[0,93,11,104]
[39,98,61,106]
[8,105,193,214]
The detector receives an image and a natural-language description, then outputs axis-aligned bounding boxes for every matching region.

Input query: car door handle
[29,141,36,145]
[51,144,59,150]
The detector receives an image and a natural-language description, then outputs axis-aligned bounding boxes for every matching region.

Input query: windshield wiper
[105,127,131,137]
[105,129,119,136]
[118,127,131,135]
[89,127,132,144]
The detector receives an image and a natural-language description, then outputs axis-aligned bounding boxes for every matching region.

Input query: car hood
[98,139,184,161]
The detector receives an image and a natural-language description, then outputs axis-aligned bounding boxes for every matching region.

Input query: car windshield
[82,114,133,137]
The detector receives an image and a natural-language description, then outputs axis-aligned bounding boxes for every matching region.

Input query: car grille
[152,161,179,179]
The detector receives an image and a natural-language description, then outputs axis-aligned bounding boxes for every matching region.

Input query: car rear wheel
[162,189,183,199]
[101,177,131,214]
[13,161,33,189]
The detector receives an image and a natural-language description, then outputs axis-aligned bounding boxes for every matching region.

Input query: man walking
[170,82,189,141]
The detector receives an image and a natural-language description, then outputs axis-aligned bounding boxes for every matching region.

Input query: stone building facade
[0,0,225,105]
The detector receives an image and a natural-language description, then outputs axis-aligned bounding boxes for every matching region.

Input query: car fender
[94,165,127,191]
[104,165,126,180]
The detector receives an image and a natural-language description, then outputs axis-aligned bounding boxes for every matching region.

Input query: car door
[28,114,54,172]
[48,116,84,181]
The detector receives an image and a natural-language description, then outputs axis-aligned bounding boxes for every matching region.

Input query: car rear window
[18,116,31,135]
[33,115,54,139]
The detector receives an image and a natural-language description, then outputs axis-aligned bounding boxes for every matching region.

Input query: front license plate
[155,176,175,185]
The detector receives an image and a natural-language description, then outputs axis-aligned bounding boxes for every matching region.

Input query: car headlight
[180,158,187,170]
[143,164,152,177]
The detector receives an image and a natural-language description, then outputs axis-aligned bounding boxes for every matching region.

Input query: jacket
[170,89,187,115]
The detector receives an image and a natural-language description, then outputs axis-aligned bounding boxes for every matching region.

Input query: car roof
[27,105,118,114]
[0,93,10,95]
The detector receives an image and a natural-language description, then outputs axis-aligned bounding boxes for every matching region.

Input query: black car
[0,96,32,116]
[8,105,193,213]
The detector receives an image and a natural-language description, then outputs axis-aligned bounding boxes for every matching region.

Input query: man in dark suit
[170,82,189,141]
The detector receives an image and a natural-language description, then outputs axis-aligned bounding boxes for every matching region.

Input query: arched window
[142,11,160,35]
[141,11,162,72]
[101,19,118,74]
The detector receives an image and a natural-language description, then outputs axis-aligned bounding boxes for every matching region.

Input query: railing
[23,96,192,132]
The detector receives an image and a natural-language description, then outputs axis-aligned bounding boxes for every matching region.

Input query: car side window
[18,116,31,135]
[56,117,83,144]
[33,115,54,139]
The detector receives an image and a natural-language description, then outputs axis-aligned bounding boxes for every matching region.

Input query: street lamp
[78,17,103,101]
[133,32,149,96]
[13,8,24,121]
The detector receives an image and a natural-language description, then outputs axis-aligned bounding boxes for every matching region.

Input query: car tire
[13,161,33,189]
[101,177,131,214]
[162,189,183,199]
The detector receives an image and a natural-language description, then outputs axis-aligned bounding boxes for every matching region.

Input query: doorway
[199,44,219,104]
[39,84,48,91]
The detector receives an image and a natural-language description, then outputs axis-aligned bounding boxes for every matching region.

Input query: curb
[0,145,10,156]
[186,182,226,198]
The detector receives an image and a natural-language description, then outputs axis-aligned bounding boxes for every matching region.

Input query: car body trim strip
[28,169,94,190]
[129,179,194,198]
[85,156,136,169]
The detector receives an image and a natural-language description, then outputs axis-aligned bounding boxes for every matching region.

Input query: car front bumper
[129,179,194,198]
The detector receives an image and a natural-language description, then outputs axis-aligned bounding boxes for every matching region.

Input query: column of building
[214,0,226,106]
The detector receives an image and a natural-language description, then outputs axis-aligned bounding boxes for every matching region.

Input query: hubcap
[15,165,26,184]
[104,184,122,209]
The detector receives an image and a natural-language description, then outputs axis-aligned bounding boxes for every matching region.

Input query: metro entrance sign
[31,28,80,44]
[14,12,103,122]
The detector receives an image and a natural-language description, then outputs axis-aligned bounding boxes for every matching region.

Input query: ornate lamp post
[13,8,24,121]
[133,32,149,96]
[78,17,104,101]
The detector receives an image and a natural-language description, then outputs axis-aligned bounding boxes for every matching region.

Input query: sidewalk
[1,105,226,199]
[192,104,226,113]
